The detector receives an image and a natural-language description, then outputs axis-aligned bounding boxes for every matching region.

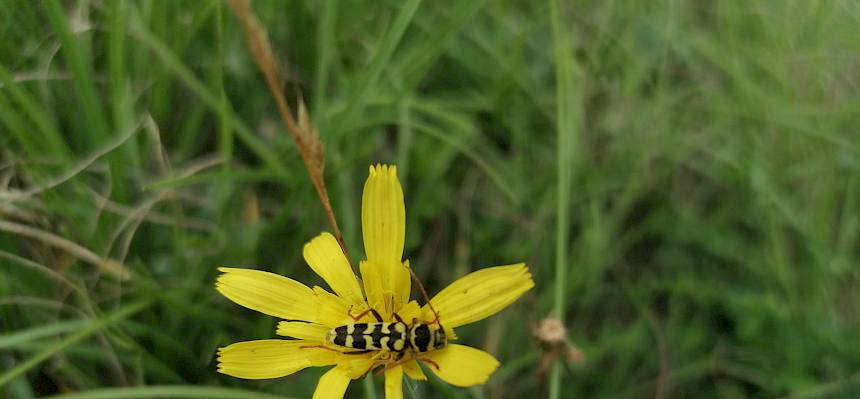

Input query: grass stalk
[228,0,354,270]
[548,0,580,396]
[312,0,338,124]
[214,1,234,169]
[127,13,291,180]
[364,374,378,399]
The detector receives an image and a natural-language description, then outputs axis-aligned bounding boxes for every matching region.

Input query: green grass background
[2,0,860,398]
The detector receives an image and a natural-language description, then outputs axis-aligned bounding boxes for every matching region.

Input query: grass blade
[548,0,581,397]
[0,300,151,387]
[332,0,423,145]
[126,9,290,180]
[42,386,296,399]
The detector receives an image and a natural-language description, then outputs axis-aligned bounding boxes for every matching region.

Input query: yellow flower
[216,164,534,398]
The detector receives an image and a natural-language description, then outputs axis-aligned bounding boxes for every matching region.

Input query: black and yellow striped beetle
[326,307,446,355]
[321,271,447,370]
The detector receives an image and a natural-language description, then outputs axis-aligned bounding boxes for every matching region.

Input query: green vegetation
[2,0,860,398]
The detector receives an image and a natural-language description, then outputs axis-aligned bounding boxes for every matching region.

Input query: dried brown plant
[227,0,353,271]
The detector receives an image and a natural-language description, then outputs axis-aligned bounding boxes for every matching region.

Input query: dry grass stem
[0,219,129,280]
[227,0,353,272]
[0,118,145,205]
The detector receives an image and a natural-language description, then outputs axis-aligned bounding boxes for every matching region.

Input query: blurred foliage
[1,0,860,398]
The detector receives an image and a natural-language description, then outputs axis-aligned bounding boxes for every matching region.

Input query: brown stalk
[227,0,354,272]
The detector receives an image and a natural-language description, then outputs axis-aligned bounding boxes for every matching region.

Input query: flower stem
[548,0,580,396]
[363,374,377,399]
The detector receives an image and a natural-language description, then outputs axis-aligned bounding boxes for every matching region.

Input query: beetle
[318,269,448,371]
[326,307,447,356]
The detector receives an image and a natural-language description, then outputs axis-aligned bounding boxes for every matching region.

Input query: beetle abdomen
[327,322,408,351]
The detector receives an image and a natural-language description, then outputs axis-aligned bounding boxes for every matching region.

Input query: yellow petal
[395,300,422,323]
[360,164,410,314]
[304,233,364,305]
[384,365,403,399]
[314,286,355,327]
[362,164,405,266]
[359,260,384,315]
[216,268,318,321]
[421,344,500,387]
[307,350,341,367]
[402,359,426,381]
[276,321,330,342]
[337,356,375,379]
[360,260,410,319]
[217,339,329,379]
[313,366,352,399]
[426,263,533,329]
[396,260,412,309]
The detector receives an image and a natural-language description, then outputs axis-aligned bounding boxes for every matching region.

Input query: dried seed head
[533,316,585,383]
[534,317,567,344]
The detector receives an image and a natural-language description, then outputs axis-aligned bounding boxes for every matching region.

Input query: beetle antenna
[407,267,442,328]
